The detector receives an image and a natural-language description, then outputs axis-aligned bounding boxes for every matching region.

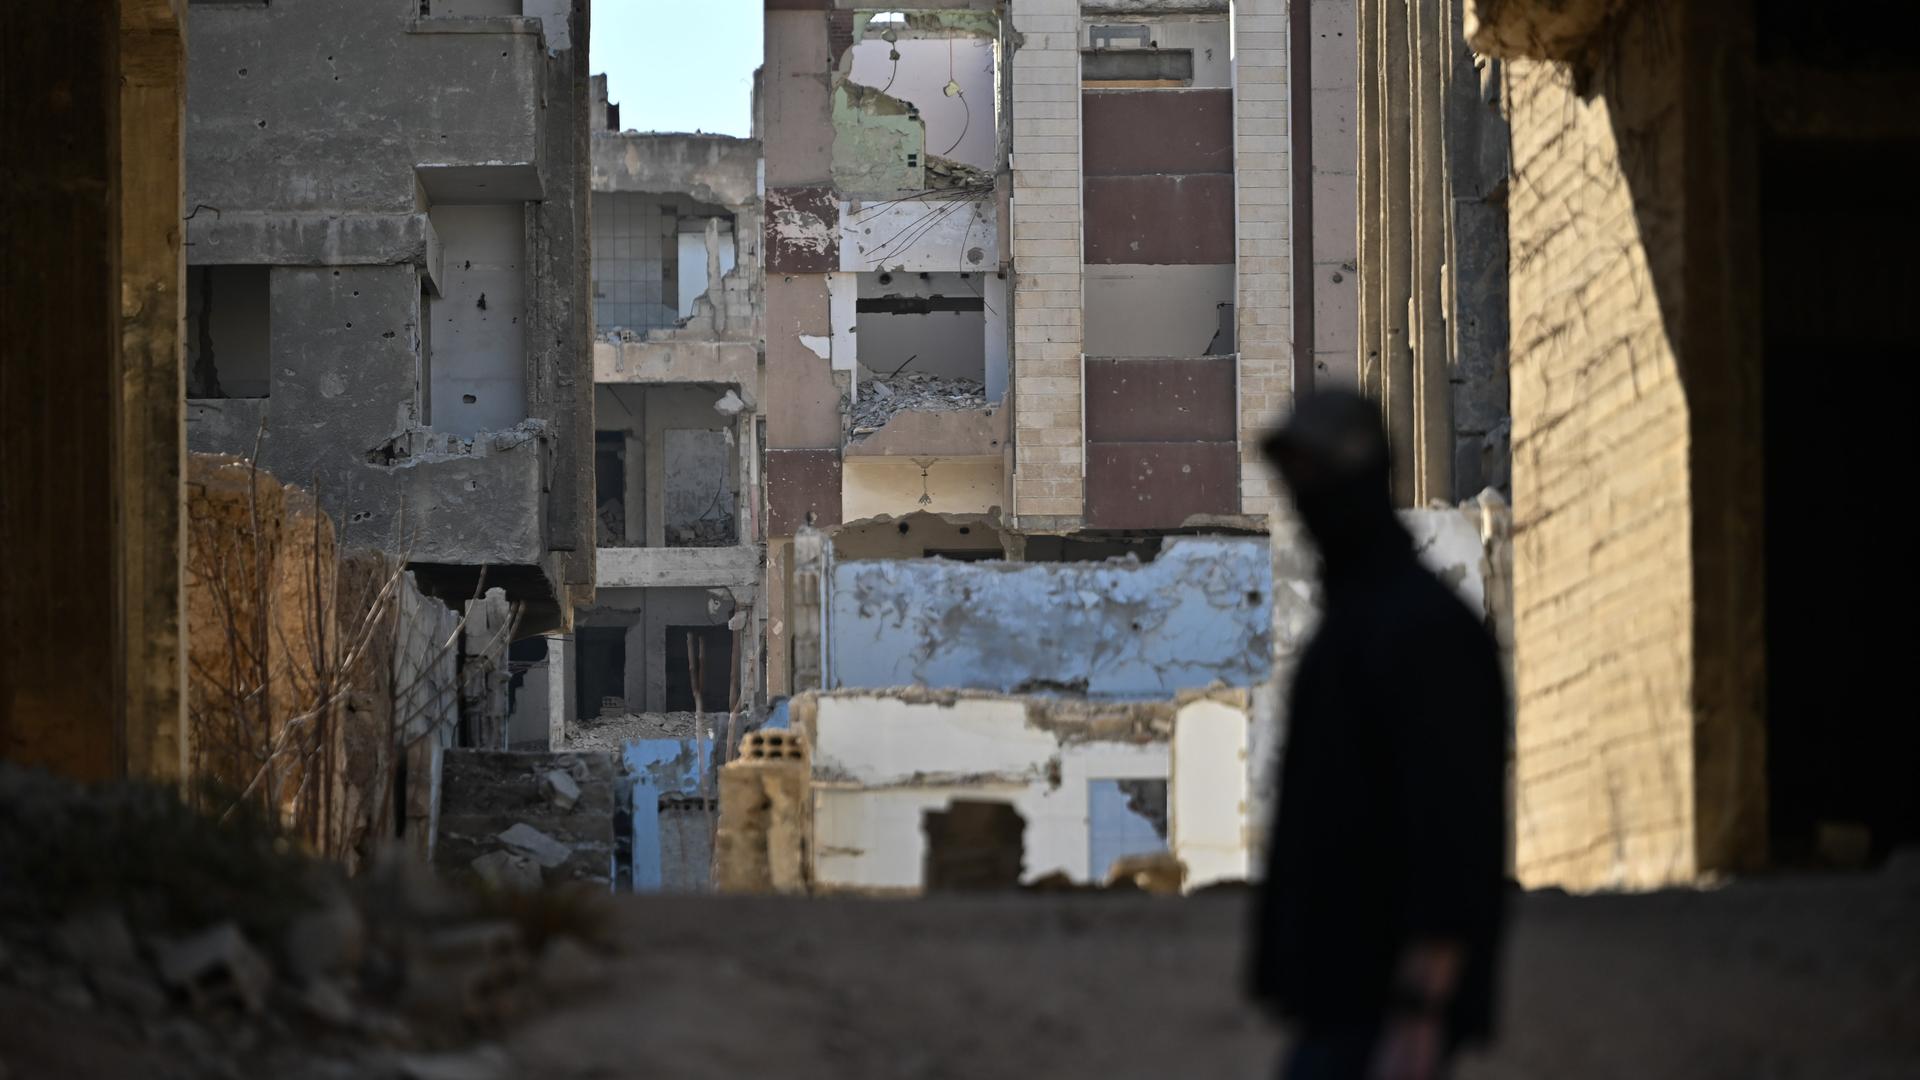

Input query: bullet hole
[462,394,477,404]
[511,316,518,324]
[1247,590,1263,605]
[238,68,249,76]
[1331,271,1345,284]
[255,119,267,128]
[476,293,488,311]
[345,322,352,328]
[897,522,911,535]
[877,272,893,286]
[334,76,341,82]
[958,526,972,535]
[463,260,472,270]
[327,55,334,61]
[466,480,480,491]
[333,270,341,276]
[382,330,396,338]
[352,290,359,296]
[1130,621,1143,632]
[350,511,372,523]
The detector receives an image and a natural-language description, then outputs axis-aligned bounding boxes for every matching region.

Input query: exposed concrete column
[1009,0,1087,528]
[120,0,190,780]
[1410,0,1454,505]
[1356,0,1385,401]
[546,632,574,750]
[1308,0,1362,391]
[1443,0,1511,497]
[1380,0,1418,505]
[1233,0,1298,521]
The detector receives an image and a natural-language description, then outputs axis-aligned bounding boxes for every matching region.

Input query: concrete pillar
[1356,0,1385,401]
[1381,0,1417,506]
[546,632,574,750]
[119,0,190,781]
[1411,0,1454,506]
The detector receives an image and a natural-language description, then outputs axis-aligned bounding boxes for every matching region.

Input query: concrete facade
[181,0,595,630]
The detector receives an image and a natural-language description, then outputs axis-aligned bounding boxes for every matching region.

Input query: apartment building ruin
[501,82,767,820]
[180,0,595,634]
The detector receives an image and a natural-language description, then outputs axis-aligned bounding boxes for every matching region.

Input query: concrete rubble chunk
[283,898,366,984]
[533,935,610,996]
[497,823,573,869]
[89,967,169,1019]
[470,850,543,893]
[54,909,139,971]
[541,768,582,811]
[298,978,356,1028]
[155,922,273,1015]
[397,1047,513,1080]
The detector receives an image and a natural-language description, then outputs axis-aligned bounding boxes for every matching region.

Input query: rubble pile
[0,765,610,1080]
[565,710,717,751]
[851,372,988,434]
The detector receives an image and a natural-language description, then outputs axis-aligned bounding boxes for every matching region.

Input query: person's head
[1260,389,1395,552]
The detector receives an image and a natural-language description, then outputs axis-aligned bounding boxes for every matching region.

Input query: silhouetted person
[1251,390,1508,1080]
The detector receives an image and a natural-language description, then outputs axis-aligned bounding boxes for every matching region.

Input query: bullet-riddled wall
[182,1,595,623]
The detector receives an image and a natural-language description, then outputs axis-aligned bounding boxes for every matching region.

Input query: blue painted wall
[825,537,1273,697]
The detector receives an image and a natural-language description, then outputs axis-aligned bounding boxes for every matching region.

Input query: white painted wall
[847,37,998,169]
[840,197,997,273]
[803,692,1259,891]
[1171,697,1251,889]
[428,203,528,436]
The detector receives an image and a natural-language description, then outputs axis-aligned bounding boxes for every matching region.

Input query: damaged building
[755,0,1511,687]
[483,79,767,887]
[180,0,596,633]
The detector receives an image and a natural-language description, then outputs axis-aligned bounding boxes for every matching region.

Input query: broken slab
[434,750,619,888]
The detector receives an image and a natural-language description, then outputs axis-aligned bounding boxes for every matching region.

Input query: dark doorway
[664,625,734,713]
[575,626,628,721]
[1758,130,1920,865]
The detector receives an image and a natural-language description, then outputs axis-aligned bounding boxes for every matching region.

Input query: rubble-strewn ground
[4,758,1914,1080]
[851,372,988,434]
[505,864,1920,1080]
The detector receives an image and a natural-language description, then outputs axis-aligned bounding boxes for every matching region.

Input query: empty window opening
[664,626,734,713]
[592,192,734,337]
[1088,778,1169,882]
[575,626,628,722]
[677,217,737,320]
[843,24,1000,173]
[1081,15,1230,89]
[665,429,737,548]
[186,266,271,399]
[596,430,628,546]
[1084,266,1234,358]
[852,271,991,430]
[597,383,742,549]
[423,0,521,14]
[426,202,528,436]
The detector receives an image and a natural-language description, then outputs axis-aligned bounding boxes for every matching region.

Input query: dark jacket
[1251,509,1509,1042]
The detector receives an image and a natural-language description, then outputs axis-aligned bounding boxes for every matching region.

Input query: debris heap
[851,372,988,435]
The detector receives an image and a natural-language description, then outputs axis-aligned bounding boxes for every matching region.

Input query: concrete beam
[596,546,763,591]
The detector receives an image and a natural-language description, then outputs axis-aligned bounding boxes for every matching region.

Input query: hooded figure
[1251,390,1509,1080]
